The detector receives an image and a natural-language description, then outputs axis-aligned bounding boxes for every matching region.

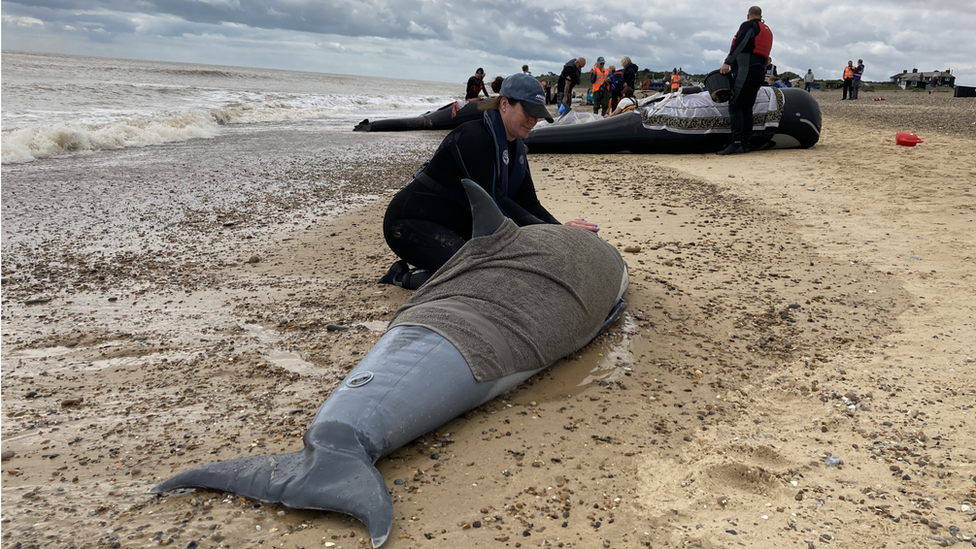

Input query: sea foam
[2,52,461,164]
[1,111,219,164]
[1,95,443,164]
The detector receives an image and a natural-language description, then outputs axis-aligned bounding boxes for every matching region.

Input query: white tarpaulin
[639,88,784,134]
[538,88,785,134]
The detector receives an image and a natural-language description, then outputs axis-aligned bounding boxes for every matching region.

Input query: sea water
[1,50,461,262]
[1,50,460,164]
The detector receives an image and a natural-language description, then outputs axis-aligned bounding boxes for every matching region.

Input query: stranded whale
[352,88,820,155]
[353,100,483,132]
[151,180,629,547]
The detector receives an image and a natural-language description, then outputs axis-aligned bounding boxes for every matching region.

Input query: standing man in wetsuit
[556,57,586,110]
[717,6,772,156]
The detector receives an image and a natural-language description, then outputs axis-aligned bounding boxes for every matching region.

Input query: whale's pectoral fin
[461,178,506,238]
[151,422,393,548]
[600,298,628,334]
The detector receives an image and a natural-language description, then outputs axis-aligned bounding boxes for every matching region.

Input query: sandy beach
[2,89,975,549]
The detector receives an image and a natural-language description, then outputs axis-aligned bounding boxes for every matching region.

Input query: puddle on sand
[356,320,388,332]
[1,289,324,377]
[239,322,323,376]
[508,314,638,404]
[261,350,318,376]
[3,345,199,374]
[2,289,240,376]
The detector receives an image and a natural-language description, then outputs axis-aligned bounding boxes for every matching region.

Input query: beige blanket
[389,219,627,381]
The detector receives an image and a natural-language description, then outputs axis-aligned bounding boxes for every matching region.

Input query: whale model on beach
[353,99,483,132]
[524,87,821,154]
[151,180,630,548]
[352,88,821,156]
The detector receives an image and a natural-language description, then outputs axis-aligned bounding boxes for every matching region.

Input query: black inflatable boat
[524,87,821,154]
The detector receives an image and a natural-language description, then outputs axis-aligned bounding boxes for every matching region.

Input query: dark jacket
[465,76,489,100]
[414,110,558,227]
[725,19,765,68]
[557,59,582,94]
[622,62,639,90]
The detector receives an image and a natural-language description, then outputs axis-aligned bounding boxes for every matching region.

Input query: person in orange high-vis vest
[842,60,854,100]
[590,57,611,115]
[670,69,681,94]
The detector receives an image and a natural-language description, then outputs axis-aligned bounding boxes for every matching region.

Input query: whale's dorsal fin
[461,179,506,238]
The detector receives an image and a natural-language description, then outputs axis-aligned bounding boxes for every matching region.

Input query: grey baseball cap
[499,73,553,123]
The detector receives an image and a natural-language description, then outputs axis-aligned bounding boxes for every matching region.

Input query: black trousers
[383,179,470,271]
[842,78,853,99]
[729,62,765,146]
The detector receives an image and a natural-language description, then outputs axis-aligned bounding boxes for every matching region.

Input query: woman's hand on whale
[566,218,600,233]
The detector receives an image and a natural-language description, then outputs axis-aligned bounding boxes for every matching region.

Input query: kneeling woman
[381,73,599,289]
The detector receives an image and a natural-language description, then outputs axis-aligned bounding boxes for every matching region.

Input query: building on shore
[889,68,955,89]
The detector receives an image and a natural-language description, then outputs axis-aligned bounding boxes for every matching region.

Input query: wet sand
[2,90,975,549]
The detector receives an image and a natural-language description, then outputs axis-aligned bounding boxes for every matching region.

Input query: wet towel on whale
[389,219,627,382]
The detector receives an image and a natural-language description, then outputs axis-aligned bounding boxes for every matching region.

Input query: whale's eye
[346,372,374,388]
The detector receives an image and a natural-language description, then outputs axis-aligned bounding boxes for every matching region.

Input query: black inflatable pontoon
[354,100,482,132]
[524,87,821,154]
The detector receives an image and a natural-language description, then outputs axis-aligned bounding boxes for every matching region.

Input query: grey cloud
[2,3,138,37]
[1,0,974,84]
[4,0,452,40]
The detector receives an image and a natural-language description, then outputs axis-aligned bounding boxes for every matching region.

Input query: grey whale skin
[353,100,481,132]
[151,180,629,547]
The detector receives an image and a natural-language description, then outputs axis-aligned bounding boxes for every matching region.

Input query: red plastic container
[896,132,923,146]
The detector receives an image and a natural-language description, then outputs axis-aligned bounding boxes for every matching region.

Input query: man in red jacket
[717,6,772,155]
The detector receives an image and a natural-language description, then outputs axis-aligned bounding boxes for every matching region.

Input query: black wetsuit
[556,59,582,104]
[383,109,559,271]
[725,19,767,147]
[465,76,490,100]
[609,69,624,110]
[622,62,638,91]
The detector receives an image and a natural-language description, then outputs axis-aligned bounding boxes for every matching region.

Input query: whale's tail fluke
[151,421,392,547]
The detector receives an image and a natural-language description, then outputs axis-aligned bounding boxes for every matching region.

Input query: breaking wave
[1,93,450,165]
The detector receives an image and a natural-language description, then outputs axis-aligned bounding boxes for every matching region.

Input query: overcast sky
[3,0,975,86]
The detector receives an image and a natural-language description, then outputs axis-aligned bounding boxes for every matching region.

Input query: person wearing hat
[589,57,611,116]
[381,73,599,289]
[465,67,491,101]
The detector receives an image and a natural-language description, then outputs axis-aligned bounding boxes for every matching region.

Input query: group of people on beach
[767,58,871,99]
[379,5,776,286]
[842,59,865,99]
[574,56,642,117]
